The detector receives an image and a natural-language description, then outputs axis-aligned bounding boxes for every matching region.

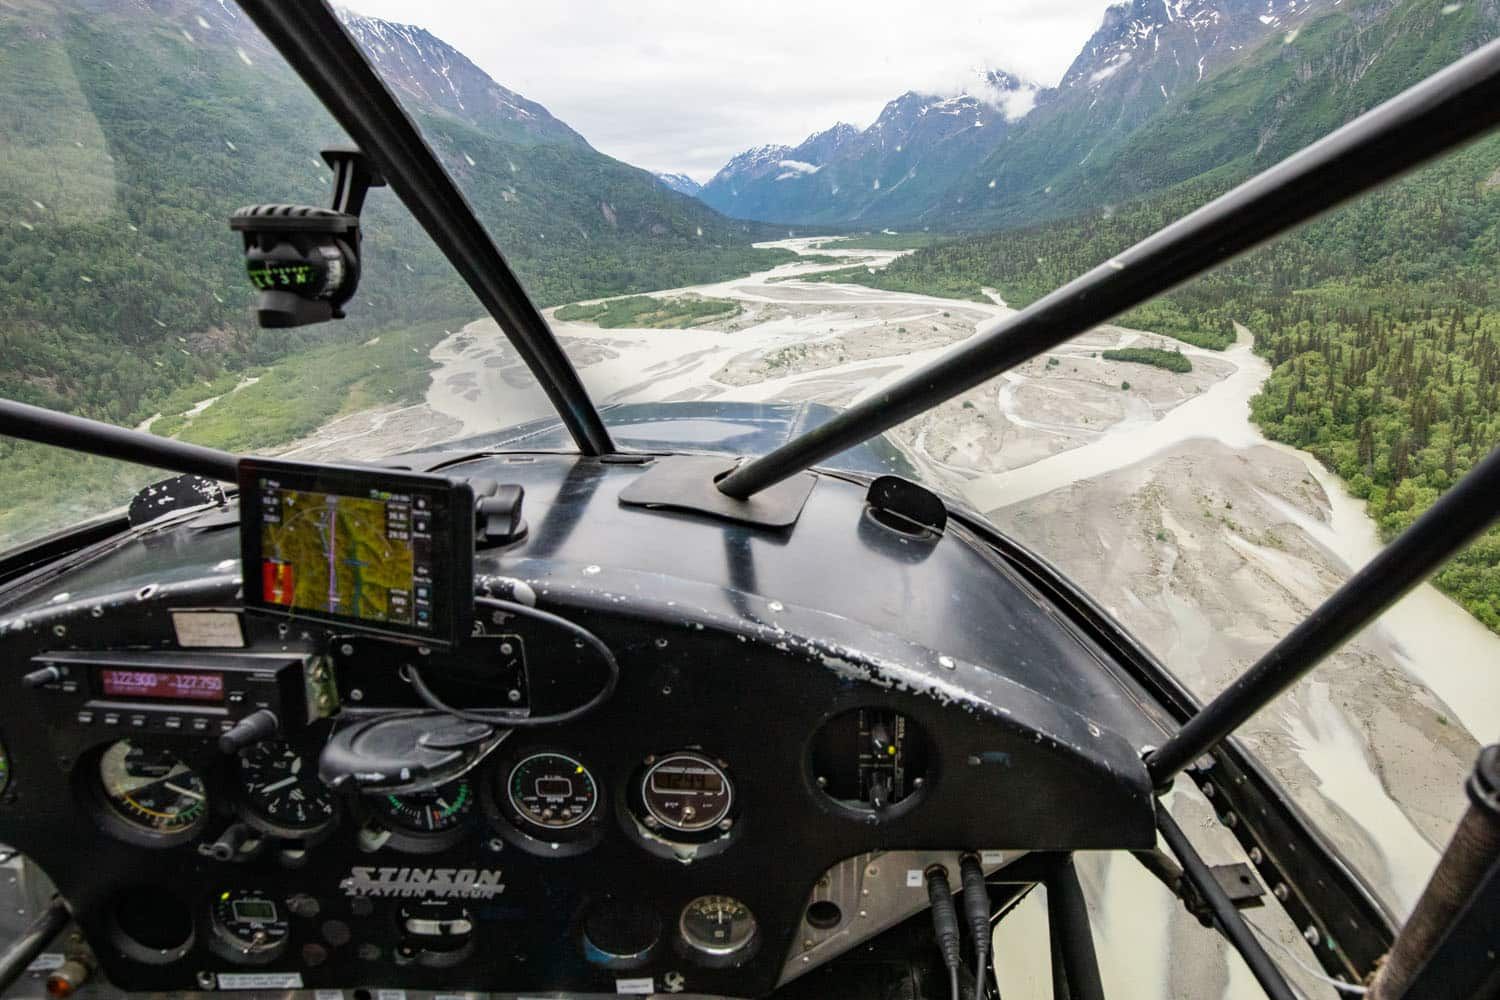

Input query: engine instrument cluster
[0,455,1161,998]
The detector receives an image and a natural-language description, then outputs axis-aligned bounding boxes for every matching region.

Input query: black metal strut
[0,399,240,482]
[1156,810,1297,1000]
[233,0,615,458]
[716,37,1500,500]
[1146,443,1500,785]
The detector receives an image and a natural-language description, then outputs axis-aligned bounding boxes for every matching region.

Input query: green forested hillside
[847,132,1500,628]
[0,0,787,544]
[946,0,1499,229]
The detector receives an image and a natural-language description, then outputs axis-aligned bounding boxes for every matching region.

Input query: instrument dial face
[507,752,598,831]
[375,779,474,834]
[679,895,758,962]
[239,740,336,835]
[209,889,290,964]
[98,740,207,835]
[641,753,732,833]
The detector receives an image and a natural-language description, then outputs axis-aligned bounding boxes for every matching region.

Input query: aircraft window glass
[1,0,1495,950]
[0,3,554,554]
[355,1,1492,926]
[346,0,1497,926]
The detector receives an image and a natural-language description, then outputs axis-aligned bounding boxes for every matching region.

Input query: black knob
[218,709,279,754]
[21,665,63,688]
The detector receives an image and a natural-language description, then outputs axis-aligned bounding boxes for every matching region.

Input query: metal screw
[1274,883,1289,901]
[349,688,364,702]
[196,971,215,989]
[719,818,733,831]
[816,776,828,788]
[52,624,66,637]
[340,643,354,656]
[487,838,505,853]
[1303,925,1320,946]
[1222,811,1238,828]
[912,777,925,789]
[644,816,659,829]
[1248,847,1263,864]
[508,689,523,703]
[500,642,513,655]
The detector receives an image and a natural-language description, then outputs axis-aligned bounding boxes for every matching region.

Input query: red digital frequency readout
[98,668,225,702]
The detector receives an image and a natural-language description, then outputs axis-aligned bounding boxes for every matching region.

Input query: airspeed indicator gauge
[94,739,207,845]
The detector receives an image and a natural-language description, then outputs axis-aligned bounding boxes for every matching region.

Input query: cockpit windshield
[3,2,1499,979]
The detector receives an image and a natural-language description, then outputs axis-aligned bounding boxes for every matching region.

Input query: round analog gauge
[209,889,290,965]
[507,752,598,831]
[641,752,732,834]
[678,895,759,966]
[374,779,475,835]
[97,740,207,839]
[238,740,336,837]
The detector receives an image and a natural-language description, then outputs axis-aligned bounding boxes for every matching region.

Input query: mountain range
[0,0,785,427]
[697,0,1499,229]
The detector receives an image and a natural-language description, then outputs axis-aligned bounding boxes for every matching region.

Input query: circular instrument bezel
[207,888,291,966]
[506,751,599,831]
[235,739,338,840]
[367,778,477,853]
[676,894,760,967]
[486,747,607,857]
[90,739,209,847]
[639,752,734,835]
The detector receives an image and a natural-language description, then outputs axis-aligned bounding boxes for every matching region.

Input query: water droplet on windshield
[464,152,476,166]
[583,565,601,576]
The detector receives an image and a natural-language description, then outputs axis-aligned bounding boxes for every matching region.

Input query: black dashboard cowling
[0,454,1159,998]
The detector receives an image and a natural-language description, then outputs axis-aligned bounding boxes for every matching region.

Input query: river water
[414,236,1500,993]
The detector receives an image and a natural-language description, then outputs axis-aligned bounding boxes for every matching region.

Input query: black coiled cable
[404,595,619,727]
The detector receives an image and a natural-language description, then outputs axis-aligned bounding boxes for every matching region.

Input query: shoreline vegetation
[554,294,741,329]
[821,137,1500,631]
[1101,347,1193,373]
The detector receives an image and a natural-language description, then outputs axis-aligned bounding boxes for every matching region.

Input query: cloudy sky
[344,0,1119,181]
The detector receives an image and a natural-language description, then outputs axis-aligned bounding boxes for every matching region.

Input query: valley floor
[268,235,1499,998]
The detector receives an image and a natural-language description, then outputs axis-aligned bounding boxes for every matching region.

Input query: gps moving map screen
[239,460,473,646]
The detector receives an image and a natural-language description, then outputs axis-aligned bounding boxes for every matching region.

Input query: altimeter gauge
[238,739,337,838]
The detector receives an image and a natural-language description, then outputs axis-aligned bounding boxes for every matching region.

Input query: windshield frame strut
[716,37,1500,499]
[234,0,615,457]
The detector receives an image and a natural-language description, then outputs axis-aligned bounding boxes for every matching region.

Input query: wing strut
[716,38,1500,500]
[1146,444,1500,784]
[234,0,615,457]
